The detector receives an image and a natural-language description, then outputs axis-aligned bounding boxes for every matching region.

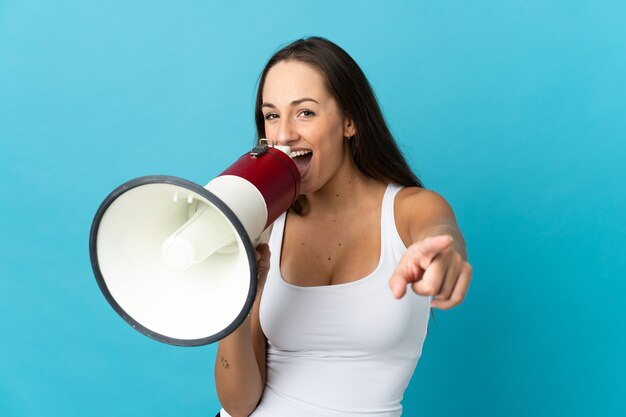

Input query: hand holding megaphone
[89,141,300,346]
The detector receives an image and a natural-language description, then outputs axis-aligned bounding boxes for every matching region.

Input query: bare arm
[215,245,270,417]
[390,189,473,310]
[405,189,467,261]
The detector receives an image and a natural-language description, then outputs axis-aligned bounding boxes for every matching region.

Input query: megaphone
[89,141,300,346]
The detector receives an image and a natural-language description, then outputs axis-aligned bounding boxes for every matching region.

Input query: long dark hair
[255,37,423,212]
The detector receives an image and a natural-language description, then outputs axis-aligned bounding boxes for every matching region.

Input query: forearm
[215,318,264,417]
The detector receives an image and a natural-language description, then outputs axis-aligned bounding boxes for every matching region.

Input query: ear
[343,117,357,138]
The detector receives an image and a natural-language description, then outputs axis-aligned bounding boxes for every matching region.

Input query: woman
[215,37,472,417]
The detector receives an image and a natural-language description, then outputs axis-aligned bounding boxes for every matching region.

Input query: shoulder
[395,187,454,217]
[394,187,457,245]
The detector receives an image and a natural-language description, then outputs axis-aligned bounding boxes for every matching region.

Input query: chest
[280,208,382,286]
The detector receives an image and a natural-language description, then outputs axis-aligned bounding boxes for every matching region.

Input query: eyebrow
[261,97,320,108]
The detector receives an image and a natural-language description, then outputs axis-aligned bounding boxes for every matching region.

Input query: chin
[298,185,313,196]
[297,180,319,196]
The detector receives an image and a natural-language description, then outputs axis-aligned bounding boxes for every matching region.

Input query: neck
[300,154,383,217]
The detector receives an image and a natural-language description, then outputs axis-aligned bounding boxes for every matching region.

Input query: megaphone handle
[255,224,274,246]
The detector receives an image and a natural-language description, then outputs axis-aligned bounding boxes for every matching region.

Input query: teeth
[290,150,312,158]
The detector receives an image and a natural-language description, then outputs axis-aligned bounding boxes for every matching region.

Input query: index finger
[414,235,454,262]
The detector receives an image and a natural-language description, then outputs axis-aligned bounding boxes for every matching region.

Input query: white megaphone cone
[89,141,300,346]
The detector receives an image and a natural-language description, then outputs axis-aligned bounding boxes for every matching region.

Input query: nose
[274,117,299,147]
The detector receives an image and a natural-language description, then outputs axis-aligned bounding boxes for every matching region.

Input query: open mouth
[290,149,313,178]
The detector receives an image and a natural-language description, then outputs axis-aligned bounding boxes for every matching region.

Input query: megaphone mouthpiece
[274,145,291,155]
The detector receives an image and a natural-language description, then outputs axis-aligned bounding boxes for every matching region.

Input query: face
[261,60,355,195]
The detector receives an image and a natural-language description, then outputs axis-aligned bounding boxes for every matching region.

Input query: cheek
[264,124,285,143]
[310,121,343,147]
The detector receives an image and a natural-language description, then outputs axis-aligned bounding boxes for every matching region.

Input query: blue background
[1,1,625,416]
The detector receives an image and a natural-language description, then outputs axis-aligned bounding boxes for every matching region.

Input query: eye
[299,109,315,118]
[264,113,279,120]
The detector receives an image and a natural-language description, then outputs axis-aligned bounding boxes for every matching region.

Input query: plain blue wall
[1,1,625,416]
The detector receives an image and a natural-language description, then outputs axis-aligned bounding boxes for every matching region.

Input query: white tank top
[250,184,431,417]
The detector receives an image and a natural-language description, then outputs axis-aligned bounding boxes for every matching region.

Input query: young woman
[215,37,472,417]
